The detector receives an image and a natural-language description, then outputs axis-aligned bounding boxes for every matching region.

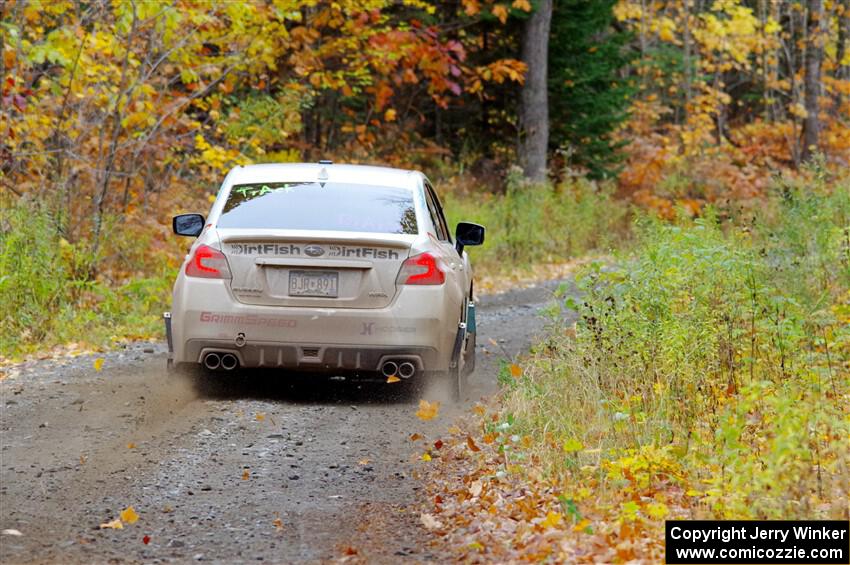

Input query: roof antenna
[318,167,329,182]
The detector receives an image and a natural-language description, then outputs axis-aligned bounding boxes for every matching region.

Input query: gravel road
[0,280,569,564]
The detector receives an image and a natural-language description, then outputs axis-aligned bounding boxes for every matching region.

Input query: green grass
[503,172,850,519]
[442,172,630,276]
[0,200,171,359]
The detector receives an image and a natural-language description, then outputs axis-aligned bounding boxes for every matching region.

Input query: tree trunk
[802,0,824,162]
[518,0,552,182]
[835,0,850,114]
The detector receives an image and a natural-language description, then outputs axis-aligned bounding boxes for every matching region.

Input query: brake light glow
[185,244,232,279]
[396,252,445,285]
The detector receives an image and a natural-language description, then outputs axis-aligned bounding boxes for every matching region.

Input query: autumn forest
[1,0,849,562]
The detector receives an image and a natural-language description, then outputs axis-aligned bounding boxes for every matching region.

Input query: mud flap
[449,322,467,401]
[466,301,476,334]
[164,312,174,371]
[450,322,466,369]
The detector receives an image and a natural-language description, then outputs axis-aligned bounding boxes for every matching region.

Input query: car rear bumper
[185,340,438,373]
[170,279,457,372]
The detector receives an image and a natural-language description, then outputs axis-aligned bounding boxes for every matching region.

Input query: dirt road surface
[1,280,568,564]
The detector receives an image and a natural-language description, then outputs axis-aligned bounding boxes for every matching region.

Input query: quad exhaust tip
[220,353,238,371]
[398,362,415,379]
[203,352,221,371]
[203,352,239,371]
[380,361,398,378]
[381,360,416,379]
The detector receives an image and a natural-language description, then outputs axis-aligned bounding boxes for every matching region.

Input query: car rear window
[216,182,418,234]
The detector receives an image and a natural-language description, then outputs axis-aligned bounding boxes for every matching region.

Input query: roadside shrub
[443,173,630,274]
[0,199,172,358]
[504,176,850,520]
[0,200,71,347]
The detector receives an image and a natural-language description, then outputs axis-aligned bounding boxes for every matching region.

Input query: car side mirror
[455,222,485,255]
[173,214,205,237]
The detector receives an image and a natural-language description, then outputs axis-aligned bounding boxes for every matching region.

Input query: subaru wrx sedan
[165,162,484,399]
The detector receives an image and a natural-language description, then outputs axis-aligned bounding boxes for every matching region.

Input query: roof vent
[318,159,333,165]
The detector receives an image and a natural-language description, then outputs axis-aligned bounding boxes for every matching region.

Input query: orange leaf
[120,506,139,525]
[541,511,563,529]
[386,375,401,384]
[466,436,481,452]
[255,413,265,422]
[492,4,509,24]
[510,364,522,378]
[242,469,250,480]
[273,517,284,532]
[415,399,440,421]
[409,433,423,441]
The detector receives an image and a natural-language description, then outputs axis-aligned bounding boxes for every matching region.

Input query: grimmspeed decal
[228,243,400,260]
[199,312,296,328]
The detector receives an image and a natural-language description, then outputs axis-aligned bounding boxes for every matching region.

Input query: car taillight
[185,244,232,279]
[396,252,445,285]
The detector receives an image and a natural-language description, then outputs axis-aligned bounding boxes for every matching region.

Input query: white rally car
[165,162,484,399]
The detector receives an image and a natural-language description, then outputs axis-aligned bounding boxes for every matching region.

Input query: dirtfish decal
[229,243,399,260]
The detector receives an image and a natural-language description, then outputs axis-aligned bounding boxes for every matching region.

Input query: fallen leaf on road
[433,439,443,450]
[2,529,22,536]
[386,375,400,383]
[420,513,443,530]
[540,511,562,529]
[242,469,250,480]
[421,452,432,462]
[99,519,123,530]
[255,413,265,421]
[93,358,104,372]
[466,436,481,452]
[510,363,522,378]
[358,458,370,465]
[409,433,423,441]
[126,442,136,449]
[469,480,483,497]
[142,535,151,544]
[120,506,139,524]
[273,517,284,532]
[416,399,440,421]
[573,518,592,532]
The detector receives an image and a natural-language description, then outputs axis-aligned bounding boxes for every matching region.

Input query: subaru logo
[304,245,325,257]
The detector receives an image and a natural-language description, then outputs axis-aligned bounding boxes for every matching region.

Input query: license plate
[289,271,339,297]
